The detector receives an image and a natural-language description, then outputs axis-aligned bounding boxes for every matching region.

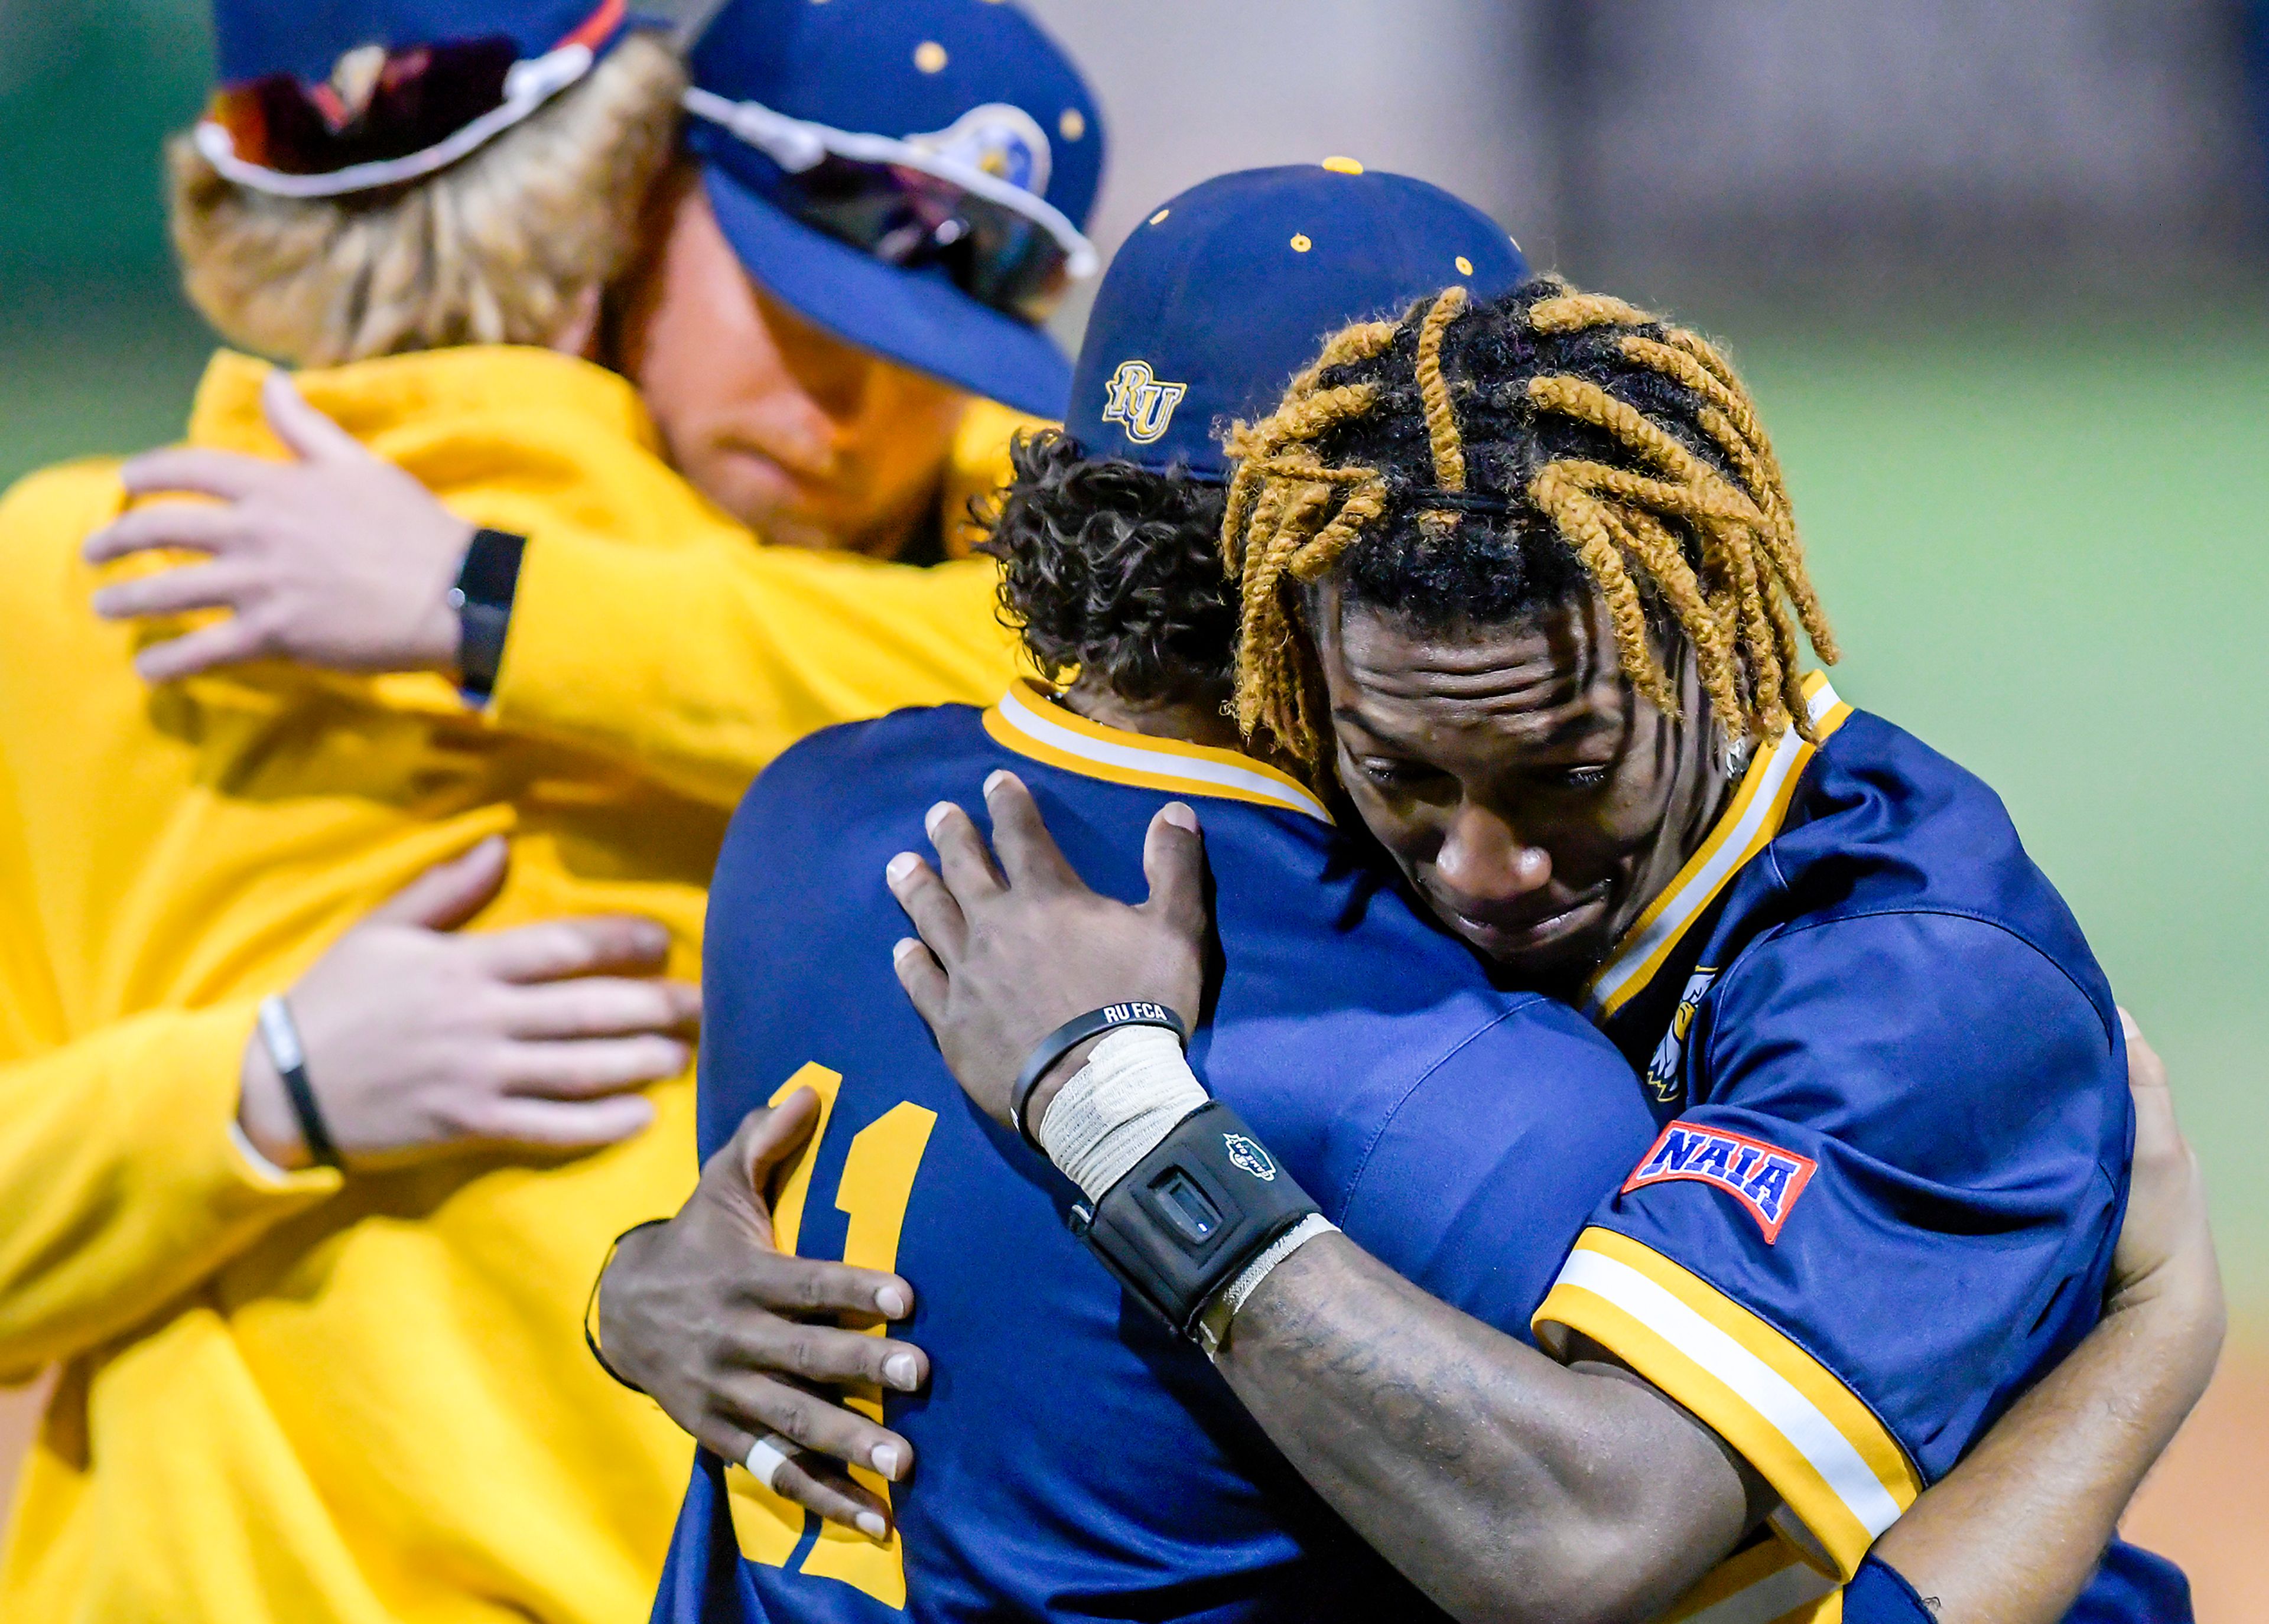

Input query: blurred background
[2,0,2263,1611]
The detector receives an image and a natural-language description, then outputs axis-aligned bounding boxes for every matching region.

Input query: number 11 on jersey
[724,1063,937,1610]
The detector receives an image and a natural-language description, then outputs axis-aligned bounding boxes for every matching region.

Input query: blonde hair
[1224,279,1838,770]
[166,31,685,366]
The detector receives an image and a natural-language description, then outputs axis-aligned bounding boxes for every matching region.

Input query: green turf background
[3,286,2264,1310]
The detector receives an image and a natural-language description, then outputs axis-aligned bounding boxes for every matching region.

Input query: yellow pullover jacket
[0,345,1025,1623]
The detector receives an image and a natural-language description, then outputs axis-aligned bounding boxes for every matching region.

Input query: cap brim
[700,163,1072,420]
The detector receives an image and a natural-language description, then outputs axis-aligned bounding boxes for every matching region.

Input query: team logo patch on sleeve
[1621,1123,1816,1242]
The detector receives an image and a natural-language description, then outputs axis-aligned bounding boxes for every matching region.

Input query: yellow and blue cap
[1066,163,1529,479]
[685,0,1104,418]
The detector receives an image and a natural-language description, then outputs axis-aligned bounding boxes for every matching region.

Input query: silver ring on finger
[745,1431,798,1492]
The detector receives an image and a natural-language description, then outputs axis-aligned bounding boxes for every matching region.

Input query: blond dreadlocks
[1222,278,1839,770]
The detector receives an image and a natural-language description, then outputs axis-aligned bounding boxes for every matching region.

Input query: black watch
[447,529,527,703]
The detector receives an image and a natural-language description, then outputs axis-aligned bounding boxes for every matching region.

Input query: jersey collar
[1582,674,1852,1023]
[982,681,1332,824]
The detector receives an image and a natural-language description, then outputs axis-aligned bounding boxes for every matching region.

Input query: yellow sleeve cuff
[1533,1227,1920,1580]
[0,1001,340,1370]
[142,1000,345,1213]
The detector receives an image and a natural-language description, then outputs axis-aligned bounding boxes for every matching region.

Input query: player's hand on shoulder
[887,769,1208,1130]
[83,370,473,684]
[235,837,698,1168]
[596,1089,928,1538]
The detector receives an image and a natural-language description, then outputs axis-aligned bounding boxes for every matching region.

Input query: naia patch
[1621,1122,1816,1243]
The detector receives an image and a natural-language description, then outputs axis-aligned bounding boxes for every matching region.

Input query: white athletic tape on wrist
[744,1433,795,1492]
[1038,1025,1208,1202]
[1196,1212,1338,1359]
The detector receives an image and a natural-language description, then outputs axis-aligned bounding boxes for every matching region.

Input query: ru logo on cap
[1100,359,1187,444]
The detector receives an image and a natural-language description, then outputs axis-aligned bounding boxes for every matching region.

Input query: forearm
[491,529,1023,806]
[0,1002,338,1371]
[1215,1234,1751,1624]
[1867,1264,2223,1623]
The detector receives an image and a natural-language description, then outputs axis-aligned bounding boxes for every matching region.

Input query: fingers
[2121,1007,2167,1096]
[885,852,967,961]
[474,914,673,982]
[724,1304,928,1394]
[924,800,1005,907]
[718,1375,914,1486]
[2119,1007,2183,1170]
[1142,801,1209,940]
[82,502,239,566]
[727,1088,822,1197]
[131,616,271,684]
[981,771,1080,891]
[767,1452,896,1542]
[370,835,511,929]
[740,1248,918,1330]
[261,369,366,463]
[891,937,949,1027]
[703,1418,893,1541]
[113,446,272,504]
[473,1092,658,1150]
[91,561,248,622]
[501,1034,691,1096]
[500,975,701,1040]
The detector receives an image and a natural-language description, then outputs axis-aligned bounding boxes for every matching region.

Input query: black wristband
[448,528,526,703]
[1069,1101,1321,1342]
[1010,1001,1189,1154]
[585,1218,671,1394]
[256,996,342,1171]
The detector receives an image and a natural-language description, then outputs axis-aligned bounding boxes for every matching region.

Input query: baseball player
[600,168,2201,1623]
[82,0,1104,802]
[0,1,1106,1619]
[884,230,2192,1620]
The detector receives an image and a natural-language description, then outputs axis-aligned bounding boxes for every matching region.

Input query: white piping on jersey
[1582,679,1845,1022]
[992,683,1332,824]
[1556,1247,1906,1544]
[1667,1558,1837,1624]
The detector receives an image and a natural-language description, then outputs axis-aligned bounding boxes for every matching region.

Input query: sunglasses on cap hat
[682,87,1099,324]
[194,0,623,198]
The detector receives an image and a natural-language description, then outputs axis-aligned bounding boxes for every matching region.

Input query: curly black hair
[976,429,1238,703]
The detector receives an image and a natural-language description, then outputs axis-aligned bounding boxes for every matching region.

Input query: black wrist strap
[448,528,526,703]
[586,1218,671,1394]
[256,996,342,1171]
[1010,1001,1189,1153]
[1069,1101,1321,1342]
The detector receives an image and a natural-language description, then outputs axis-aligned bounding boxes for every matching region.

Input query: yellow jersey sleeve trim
[1659,1534,1842,1624]
[1583,678,1848,1021]
[1533,1226,1916,1580]
[983,681,1332,823]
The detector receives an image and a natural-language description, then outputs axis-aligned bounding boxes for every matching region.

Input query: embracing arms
[0,836,697,1372]
[879,773,2213,1623]
[80,373,1023,807]
[589,772,2218,1622]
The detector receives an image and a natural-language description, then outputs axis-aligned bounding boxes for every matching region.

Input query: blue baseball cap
[213,0,630,84]
[1066,163,1530,479]
[203,0,644,196]
[684,0,1105,418]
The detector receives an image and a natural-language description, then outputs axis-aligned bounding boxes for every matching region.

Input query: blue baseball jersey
[1535,676,2177,1622]
[655,681,1660,1623]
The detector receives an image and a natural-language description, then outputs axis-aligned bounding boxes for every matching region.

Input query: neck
[1060,676,1247,752]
